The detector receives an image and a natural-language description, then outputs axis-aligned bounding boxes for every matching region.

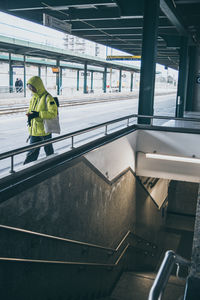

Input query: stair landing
[111,272,185,300]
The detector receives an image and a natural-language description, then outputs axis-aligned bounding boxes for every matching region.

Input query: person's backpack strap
[53,97,59,107]
[44,94,59,109]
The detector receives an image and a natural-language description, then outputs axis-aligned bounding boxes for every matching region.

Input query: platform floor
[163,111,200,130]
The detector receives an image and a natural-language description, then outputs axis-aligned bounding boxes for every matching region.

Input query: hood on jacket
[27,76,46,96]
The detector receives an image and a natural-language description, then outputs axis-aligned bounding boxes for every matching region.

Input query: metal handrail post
[149,250,176,300]
[105,125,108,135]
[71,136,74,149]
[9,155,15,174]
[148,250,190,300]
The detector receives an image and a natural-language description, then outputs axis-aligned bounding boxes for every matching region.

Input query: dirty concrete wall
[0,157,165,250]
[168,181,198,215]
[135,182,166,249]
[0,159,137,247]
[0,128,166,251]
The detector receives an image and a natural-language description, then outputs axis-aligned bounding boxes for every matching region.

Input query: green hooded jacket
[27,76,58,136]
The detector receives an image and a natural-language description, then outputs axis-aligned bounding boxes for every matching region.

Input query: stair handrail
[0,223,130,253]
[0,224,158,254]
[148,250,191,300]
[0,242,130,267]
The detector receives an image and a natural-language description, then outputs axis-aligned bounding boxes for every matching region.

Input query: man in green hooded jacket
[23,76,58,165]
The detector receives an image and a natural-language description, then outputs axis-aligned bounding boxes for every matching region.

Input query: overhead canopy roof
[1,0,200,70]
[0,35,140,72]
[0,53,109,73]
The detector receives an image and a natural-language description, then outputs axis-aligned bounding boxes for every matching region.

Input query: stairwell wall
[0,130,165,251]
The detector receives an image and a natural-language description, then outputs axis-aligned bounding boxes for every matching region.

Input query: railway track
[0,91,176,115]
[0,95,138,115]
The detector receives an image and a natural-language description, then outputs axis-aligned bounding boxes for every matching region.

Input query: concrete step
[111,271,185,300]
[166,213,195,232]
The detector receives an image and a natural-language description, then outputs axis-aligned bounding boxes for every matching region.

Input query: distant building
[64,35,104,58]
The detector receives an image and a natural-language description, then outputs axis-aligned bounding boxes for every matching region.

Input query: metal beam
[160,0,188,35]
[82,33,143,37]
[160,35,181,48]
[90,71,94,92]
[38,66,41,77]
[5,0,116,10]
[72,28,143,34]
[130,73,134,92]
[71,19,143,30]
[56,59,60,95]
[119,69,122,92]
[176,37,189,117]
[77,70,79,91]
[103,67,107,93]
[9,53,13,93]
[84,61,88,94]
[65,7,121,21]
[115,0,144,17]
[175,0,200,3]
[185,46,196,111]
[23,54,26,97]
[97,39,164,44]
[138,0,160,124]
[71,18,173,29]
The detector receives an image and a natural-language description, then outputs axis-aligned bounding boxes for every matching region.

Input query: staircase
[0,222,192,300]
[0,225,159,300]
[111,271,185,300]
[0,180,198,299]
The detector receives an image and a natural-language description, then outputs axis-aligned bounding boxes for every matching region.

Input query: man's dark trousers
[23,134,54,165]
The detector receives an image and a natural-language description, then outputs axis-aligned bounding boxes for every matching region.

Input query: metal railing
[148,250,191,300]
[1,113,200,174]
[0,114,137,174]
[0,223,130,254]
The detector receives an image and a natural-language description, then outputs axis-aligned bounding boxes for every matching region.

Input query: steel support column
[138,0,159,124]
[45,66,48,86]
[176,37,189,117]
[130,72,134,92]
[186,46,196,111]
[9,53,13,93]
[56,59,60,95]
[38,66,41,77]
[84,62,88,94]
[91,71,94,92]
[103,67,107,93]
[109,68,112,93]
[119,69,122,92]
[77,70,79,91]
[23,55,26,97]
[60,67,63,95]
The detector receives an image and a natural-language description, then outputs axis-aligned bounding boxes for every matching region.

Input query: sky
[0,11,178,79]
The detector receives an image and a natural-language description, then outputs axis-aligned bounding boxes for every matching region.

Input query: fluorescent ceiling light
[146,153,200,164]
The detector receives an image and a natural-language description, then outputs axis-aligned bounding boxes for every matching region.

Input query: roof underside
[1,0,200,70]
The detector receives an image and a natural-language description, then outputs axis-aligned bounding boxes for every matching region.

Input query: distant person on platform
[15,78,19,93]
[23,76,58,165]
[18,78,23,92]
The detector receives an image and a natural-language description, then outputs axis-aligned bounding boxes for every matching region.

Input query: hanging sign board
[196,75,200,84]
[43,13,72,34]
[106,55,141,61]
[52,67,60,73]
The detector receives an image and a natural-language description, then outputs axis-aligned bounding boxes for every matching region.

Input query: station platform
[0,87,177,108]
[164,111,200,129]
